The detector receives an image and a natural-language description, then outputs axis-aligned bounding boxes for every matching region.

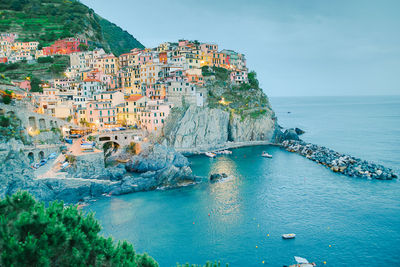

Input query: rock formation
[163,106,278,152]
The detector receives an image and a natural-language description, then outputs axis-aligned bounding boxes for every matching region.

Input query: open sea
[84,95,400,266]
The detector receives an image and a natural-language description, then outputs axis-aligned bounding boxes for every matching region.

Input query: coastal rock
[272,128,300,143]
[0,149,54,202]
[164,106,278,152]
[209,173,228,182]
[281,140,397,180]
[295,128,305,135]
[42,178,118,203]
[120,144,197,194]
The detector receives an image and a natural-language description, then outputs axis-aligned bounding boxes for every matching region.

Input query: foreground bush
[0,191,158,266]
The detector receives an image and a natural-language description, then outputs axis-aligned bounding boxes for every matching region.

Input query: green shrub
[0,191,159,267]
[2,95,11,104]
[0,116,11,127]
[37,56,54,64]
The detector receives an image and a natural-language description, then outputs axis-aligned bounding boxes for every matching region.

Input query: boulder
[295,128,305,135]
[209,173,228,182]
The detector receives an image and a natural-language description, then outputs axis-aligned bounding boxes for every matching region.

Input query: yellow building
[95,54,119,75]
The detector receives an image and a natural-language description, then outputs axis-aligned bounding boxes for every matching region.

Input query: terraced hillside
[0,0,144,55]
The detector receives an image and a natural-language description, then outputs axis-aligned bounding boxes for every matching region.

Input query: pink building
[86,100,117,128]
[178,40,189,47]
[230,70,248,84]
[138,52,154,65]
[14,80,31,91]
[200,43,218,54]
[140,100,172,132]
[0,33,18,43]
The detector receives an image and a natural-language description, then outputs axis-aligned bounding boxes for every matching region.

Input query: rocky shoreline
[0,141,201,204]
[281,140,397,180]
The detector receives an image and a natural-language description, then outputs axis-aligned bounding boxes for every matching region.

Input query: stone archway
[102,141,120,158]
[39,118,46,130]
[28,152,34,163]
[38,151,45,160]
[28,116,37,131]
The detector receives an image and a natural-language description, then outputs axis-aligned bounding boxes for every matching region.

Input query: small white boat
[205,152,217,158]
[262,151,272,158]
[282,233,296,239]
[288,256,316,267]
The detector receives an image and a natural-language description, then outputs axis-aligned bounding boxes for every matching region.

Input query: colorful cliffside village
[0,33,249,133]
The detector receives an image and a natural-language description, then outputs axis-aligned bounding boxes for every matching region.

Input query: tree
[0,191,159,266]
[2,95,11,104]
[29,76,42,92]
[78,43,88,51]
[248,71,259,89]
[0,116,10,127]
[37,56,54,64]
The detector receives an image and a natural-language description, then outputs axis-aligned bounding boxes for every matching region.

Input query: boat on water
[286,256,316,267]
[282,233,296,239]
[215,150,232,155]
[262,151,272,158]
[205,152,217,158]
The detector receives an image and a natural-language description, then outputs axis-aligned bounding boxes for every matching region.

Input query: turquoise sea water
[85,96,400,266]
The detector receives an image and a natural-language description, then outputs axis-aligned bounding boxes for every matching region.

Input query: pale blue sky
[82,0,400,97]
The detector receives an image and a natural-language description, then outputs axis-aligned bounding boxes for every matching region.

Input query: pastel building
[86,101,117,128]
[230,70,248,84]
[80,79,104,98]
[93,91,124,106]
[166,81,198,107]
[139,100,172,132]
[123,95,149,126]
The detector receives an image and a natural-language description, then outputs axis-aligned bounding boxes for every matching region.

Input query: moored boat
[282,233,296,239]
[287,256,316,267]
[262,151,272,158]
[205,152,216,158]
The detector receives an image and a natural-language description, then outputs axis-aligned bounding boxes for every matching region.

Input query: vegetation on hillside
[0,112,26,143]
[0,55,69,81]
[97,15,144,56]
[202,66,272,120]
[0,0,144,55]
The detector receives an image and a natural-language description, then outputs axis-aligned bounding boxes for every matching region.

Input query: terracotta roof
[126,94,144,102]
[83,78,101,82]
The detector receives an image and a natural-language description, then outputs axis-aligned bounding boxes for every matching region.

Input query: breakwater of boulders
[281,140,397,180]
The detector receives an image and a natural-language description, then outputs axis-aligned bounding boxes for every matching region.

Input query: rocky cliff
[162,67,280,152]
[163,106,278,152]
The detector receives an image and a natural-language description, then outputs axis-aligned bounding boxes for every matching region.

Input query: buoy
[262,261,265,264]
[257,224,260,227]
[329,245,331,247]
[267,234,269,237]
[208,213,210,216]
[323,261,326,264]
[193,222,195,224]
[256,245,258,248]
